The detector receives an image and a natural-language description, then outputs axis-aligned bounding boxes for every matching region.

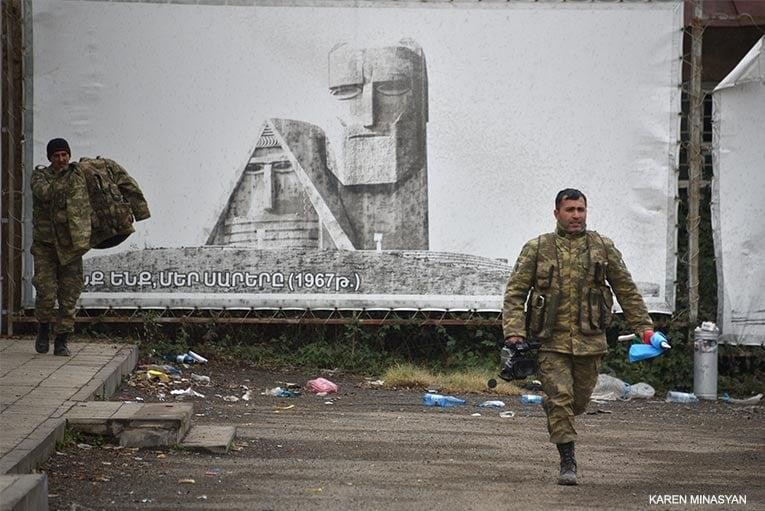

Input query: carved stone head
[328,38,427,185]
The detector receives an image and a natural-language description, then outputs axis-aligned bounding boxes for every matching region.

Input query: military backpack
[78,157,150,249]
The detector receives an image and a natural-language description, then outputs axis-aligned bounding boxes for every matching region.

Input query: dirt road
[41,363,763,510]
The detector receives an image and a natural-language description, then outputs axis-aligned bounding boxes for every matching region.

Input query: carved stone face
[329,41,427,185]
[245,152,302,217]
[223,147,318,248]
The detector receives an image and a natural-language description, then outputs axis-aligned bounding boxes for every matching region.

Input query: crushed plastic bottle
[478,400,506,408]
[665,391,699,404]
[265,387,300,398]
[520,394,544,405]
[422,393,466,407]
[165,353,195,364]
[190,373,211,384]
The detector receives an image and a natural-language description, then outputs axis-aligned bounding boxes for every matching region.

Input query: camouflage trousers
[538,351,602,444]
[31,242,83,335]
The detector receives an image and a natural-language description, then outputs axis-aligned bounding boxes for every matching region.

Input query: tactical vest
[525,231,614,340]
[79,157,150,249]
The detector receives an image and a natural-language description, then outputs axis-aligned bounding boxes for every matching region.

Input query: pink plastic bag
[306,377,338,394]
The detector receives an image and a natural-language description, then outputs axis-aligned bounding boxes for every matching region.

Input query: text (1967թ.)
[84,270,361,292]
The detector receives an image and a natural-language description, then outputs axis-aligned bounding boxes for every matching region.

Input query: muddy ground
[41,360,763,511]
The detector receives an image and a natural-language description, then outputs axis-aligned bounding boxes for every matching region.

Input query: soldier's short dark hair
[555,188,587,209]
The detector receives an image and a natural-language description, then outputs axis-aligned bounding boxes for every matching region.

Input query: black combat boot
[556,441,578,485]
[53,333,70,356]
[35,323,50,354]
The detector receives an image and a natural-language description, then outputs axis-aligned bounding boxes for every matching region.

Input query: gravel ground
[40,360,763,511]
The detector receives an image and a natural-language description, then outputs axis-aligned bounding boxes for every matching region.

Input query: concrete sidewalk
[0,337,138,510]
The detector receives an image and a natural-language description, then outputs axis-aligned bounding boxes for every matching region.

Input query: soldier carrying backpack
[32,138,149,357]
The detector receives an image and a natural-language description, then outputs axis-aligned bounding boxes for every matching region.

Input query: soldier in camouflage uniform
[32,138,92,356]
[502,188,655,486]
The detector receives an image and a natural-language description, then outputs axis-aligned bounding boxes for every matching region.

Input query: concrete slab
[64,401,124,420]
[0,474,48,511]
[181,425,236,454]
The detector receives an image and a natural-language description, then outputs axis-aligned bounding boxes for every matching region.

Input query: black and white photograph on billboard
[26,0,682,312]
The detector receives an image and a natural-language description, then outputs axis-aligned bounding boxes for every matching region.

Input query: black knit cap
[46,138,71,160]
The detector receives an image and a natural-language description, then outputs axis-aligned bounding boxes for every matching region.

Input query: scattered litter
[101,461,112,466]
[665,391,699,404]
[241,389,253,401]
[478,400,506,408]
[76,443,93,449]
[721,393,762,405]
[306,377,338,394]
[586,408,613,415]
[146,370,171,383]
[141,498,152,503]
[205,468,223,476]
[93,475,110,482]
[170,387,205,398]
[264,387,300,398]
[591,374,655,401]
[141,364,180,375]
[165,353,196,364]
[626,382,655,399]
[222,395,240,402]
[187,350,208,364]
[178,478,196,484]
[191,374,211,385]
[471,412,482,417]
[499,411,516,418]
[134,397,145,401]
[197,495,208,501]
[360,379,385,388]
[274,404,295,411]
[521,380,543,391]
[422,393,466,407]
[591,374,628,400]
[156,454,167,459]
[324,401,334,405]
[520,394,544,405]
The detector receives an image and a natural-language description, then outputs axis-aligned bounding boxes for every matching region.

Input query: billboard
[26,0,682,312]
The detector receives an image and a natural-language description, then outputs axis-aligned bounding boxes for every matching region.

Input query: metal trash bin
[693,323,720,400]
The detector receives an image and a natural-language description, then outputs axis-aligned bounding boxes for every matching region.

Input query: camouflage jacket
[31,163,92,265]
[502,225,653,355]
[31,165,56,245]
[79,157,151,249]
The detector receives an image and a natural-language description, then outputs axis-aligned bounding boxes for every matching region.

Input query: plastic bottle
[665,391,699,404]
[478,400,506,408]
[176,354,195,364]
[187,350,208,364]
[422,393,466,407]
[521,394,544,405]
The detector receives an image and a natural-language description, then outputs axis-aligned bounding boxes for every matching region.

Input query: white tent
[712,36,765,346]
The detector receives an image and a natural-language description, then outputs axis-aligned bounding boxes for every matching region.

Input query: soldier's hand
[505,336,525,347]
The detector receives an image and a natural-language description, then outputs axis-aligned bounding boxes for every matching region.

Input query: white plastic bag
[591,374,628,401]
[625,382,655,399]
